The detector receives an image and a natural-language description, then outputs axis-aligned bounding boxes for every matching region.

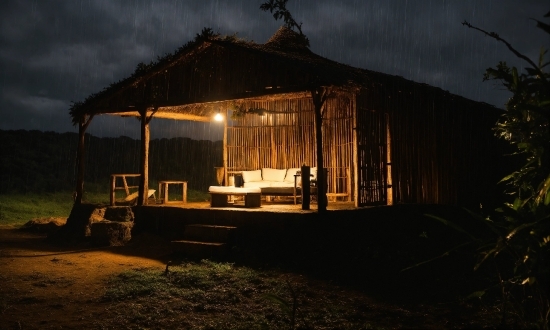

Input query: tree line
[0,129,222,194]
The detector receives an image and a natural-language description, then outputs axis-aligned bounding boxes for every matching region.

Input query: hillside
[0,130,222,194]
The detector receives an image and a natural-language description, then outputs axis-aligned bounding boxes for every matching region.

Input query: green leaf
[512,198,522,211]
[466,290,486,299]
[534,174,550,206]
[263,293,291,314]
[401,242,471,272]
[506,221,538,240]
[499,173,515,183]
[512,67,519,89]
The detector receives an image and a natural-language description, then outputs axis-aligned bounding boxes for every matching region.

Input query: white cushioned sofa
[240,168,317,203]
[241,168,317,188]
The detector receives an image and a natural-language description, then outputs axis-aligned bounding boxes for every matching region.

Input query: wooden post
[301,165,311,210]
[223,107,228,186]
[109,175,116,206]
[386,113,393,205]
[138,107,156,206]
[311,87,330,213]
[352,95,359,207]
[74,114,93,205]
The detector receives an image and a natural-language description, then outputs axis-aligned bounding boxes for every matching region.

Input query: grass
[0,191,74,226]
[0,185,211,226]
[101,259,377,330]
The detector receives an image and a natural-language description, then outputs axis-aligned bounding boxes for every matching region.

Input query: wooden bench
[208,186,261,208]
[110,174,156,206]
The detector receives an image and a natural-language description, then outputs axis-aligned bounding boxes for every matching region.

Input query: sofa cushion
[242,170,262,183]
[209,186,261,193]
[284,168,301,183]
[243,181,271,188]
[269,181,294,188]
[262,168,287,182]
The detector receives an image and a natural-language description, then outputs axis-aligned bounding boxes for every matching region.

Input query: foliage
[263,280,311,330]
[462,11,550,328]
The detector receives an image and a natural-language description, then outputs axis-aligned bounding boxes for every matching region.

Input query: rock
[47,203,106,243]
[104,206,134,222]
[20,217,66,233]
[47,204,133,245]
[91,220,133,246]
[90,207,106,222]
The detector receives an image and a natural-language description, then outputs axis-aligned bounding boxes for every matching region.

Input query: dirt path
[0,224,505,329]
[0,226,172,329]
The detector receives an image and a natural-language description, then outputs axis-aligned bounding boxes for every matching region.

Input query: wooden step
[171,240,228,260]
[184,224,237,243]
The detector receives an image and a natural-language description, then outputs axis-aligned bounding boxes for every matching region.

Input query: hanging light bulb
[214,111,223,122]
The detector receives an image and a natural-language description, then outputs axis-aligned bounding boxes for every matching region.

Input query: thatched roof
[70,26,495,124]
[264,26,311,54]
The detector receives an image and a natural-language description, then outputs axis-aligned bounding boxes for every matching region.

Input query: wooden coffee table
[208,186,261,207]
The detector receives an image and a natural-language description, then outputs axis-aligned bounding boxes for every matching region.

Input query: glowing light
[214,113,223,121]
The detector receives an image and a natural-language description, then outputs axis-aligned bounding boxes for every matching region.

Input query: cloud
[0,0,547,139]
[4,92,68,114]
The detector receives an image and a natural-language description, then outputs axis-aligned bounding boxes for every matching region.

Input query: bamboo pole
[137,109,149,206]
[109,175,116,206]
[223,107,228,185]
[386,113,393,205]
[138,107,156,205]
[352,95,360,207]
[311,87,328,213]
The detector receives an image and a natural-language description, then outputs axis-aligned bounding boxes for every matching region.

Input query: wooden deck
[134,199,363,241]
[145,200,357,212]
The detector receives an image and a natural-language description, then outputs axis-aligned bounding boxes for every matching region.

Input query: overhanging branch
[462,20,543,76]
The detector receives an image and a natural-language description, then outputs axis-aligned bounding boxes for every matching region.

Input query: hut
[70,27,505,210]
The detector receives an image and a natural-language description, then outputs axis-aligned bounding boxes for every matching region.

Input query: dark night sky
[0,0,548,140]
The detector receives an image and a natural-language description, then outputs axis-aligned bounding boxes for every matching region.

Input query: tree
[463,11,550,328]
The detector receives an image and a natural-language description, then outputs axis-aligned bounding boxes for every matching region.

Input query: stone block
[91,220,133,246]
[104,206,134,222]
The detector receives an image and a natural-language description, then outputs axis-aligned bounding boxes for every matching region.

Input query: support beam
[137,107,157,205]
[352,95,359,207]
[74,114,94,205]
[222,107,228,186]
[311,87,331,213]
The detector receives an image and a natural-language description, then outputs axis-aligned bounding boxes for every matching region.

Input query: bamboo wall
[355,106,388,205]
[226,96,354,200]
[356,82,507,207]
